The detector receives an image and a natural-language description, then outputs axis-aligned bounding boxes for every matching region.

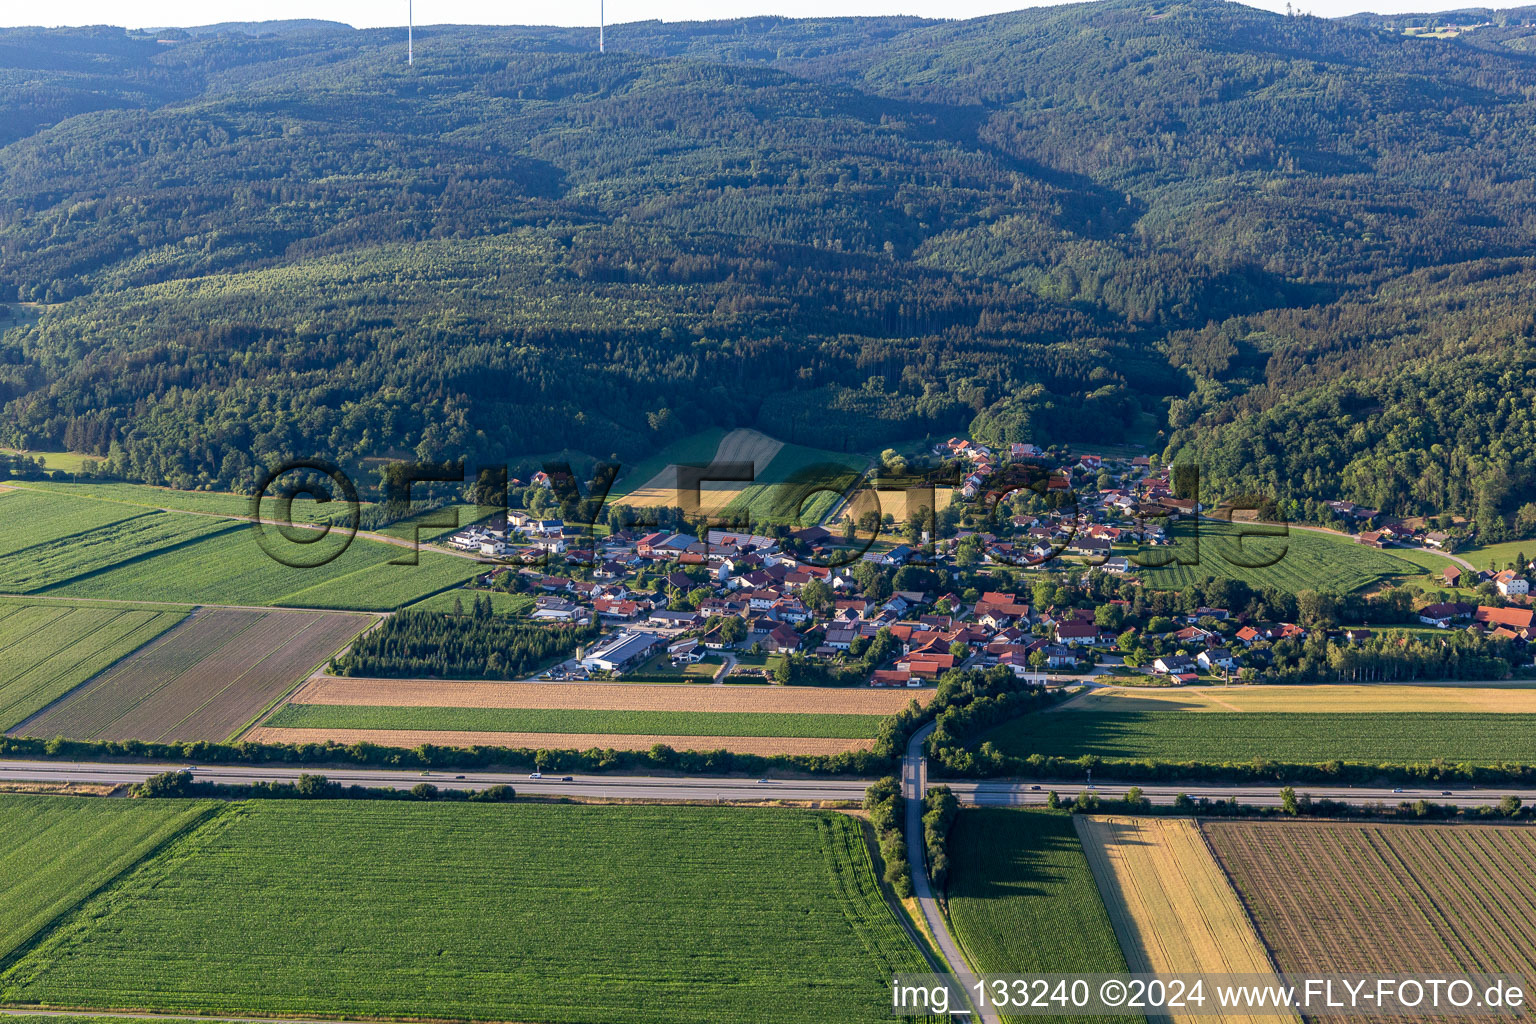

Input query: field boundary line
[1194,820,1290,982]
[4,608,187,737]
[0,803,225,976]
[31,521,248,596]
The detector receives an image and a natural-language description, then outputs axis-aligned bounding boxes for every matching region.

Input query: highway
[4,758,1533,809]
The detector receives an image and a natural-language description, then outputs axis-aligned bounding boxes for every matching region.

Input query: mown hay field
[1204,820,1536,1023]
[263,702,884,737]
[0,602,186,731]
[16,609,369,742]
[244,725,874,755]
[0,801,925,1024]
[290,675,929,713]
[1057,684,1536,714]
[945,809,1136,1024]
[0,795,218,964]
[1075,816,1291,1024]
[1138,519,1441,594]
[985,710,1536,764]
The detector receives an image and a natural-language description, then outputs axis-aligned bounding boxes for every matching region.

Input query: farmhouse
[1494,570,1530,597]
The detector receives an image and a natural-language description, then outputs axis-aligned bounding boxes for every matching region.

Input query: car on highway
[561,776,574,782]
[756,778,772,784]
[454,775,465,780]
[528,772,543,779]
[1030,785,1041,790]
[1393,787,1404,793]
[1442,791,1453,796]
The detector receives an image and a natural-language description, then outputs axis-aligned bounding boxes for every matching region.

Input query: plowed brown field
[20,608,369,742]
[1203,820,1536,1023]
[244,726,872,755]
[288,676,929,713]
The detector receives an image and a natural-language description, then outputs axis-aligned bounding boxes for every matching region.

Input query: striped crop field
[1205,820,1536,1007]
[0,602,186,731]
[0,794,218,964]
[16,609,369,742]
[0,800,928,1024]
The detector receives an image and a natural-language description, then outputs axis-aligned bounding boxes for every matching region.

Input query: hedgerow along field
[0,795,217,964]
[0,601,186,731]
[18,609,369,743]
[1204,821,1536,985]
[984,710,1536,764]
[1136,519,1446,594]
[262,703,886,738]
[0,801,929,1024]
[945,809,1136,1024]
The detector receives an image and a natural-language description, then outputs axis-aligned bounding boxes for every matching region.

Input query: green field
[607,427,729,500]
[1137,519,1442,594]
[0,513,238,593]
[0,602,187,730]
[0,489,140,559]
[985,711,1536,764]
[1,800,926,1023]
[721,443,868,525]
[405,588,534,615]
[41,526,479,611]
[946,809,1135,1024]
[1462,539,1536,572]
[0,795,217,964]
[264,703,883,737]
[620,652,725,683]
[1,448,99,474]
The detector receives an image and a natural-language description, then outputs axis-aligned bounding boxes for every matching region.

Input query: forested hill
[4,1,1536,533]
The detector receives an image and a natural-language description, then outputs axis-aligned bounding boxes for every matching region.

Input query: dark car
[561,776,575,782]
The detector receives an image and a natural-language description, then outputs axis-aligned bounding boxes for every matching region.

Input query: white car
[528,772,543,780]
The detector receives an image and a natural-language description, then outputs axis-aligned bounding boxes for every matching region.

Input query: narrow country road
[711,652,738,684]
[903,723,998,1024]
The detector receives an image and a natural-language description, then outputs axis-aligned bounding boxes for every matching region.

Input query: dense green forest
[333,602,594,678]
[4,1,1536,529]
